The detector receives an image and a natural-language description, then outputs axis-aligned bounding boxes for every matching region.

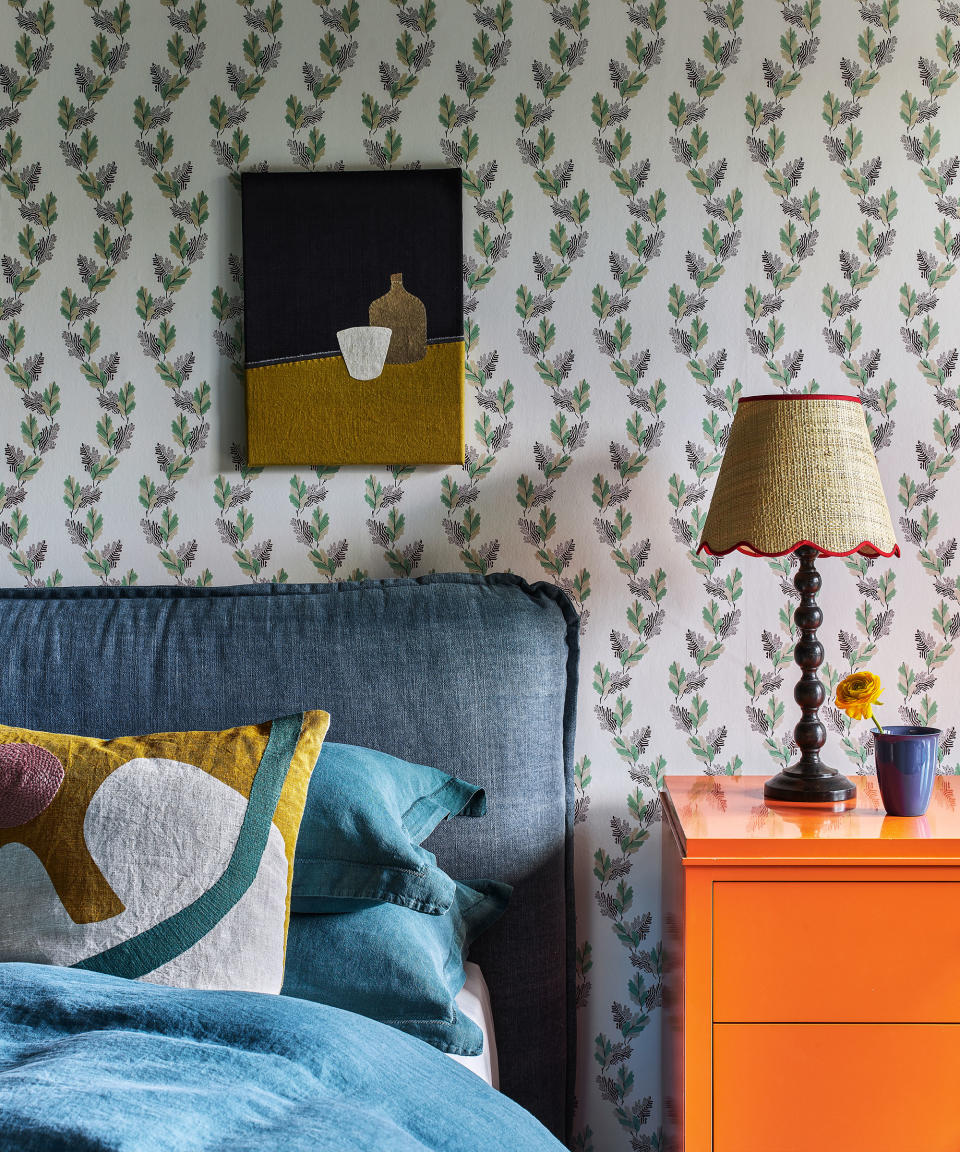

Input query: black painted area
[241,169,463,365]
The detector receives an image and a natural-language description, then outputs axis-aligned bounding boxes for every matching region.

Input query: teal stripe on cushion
[73,713,303,980]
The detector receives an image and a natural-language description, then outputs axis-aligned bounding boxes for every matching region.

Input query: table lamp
[697,394,899,806]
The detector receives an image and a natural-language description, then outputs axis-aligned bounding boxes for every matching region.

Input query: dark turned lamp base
[764,765,857,806]
[763,544,859,810]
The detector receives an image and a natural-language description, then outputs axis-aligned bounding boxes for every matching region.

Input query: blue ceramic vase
[873,726,941,817]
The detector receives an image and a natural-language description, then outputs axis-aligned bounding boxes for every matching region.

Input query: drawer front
[714,881,960,1022]
[714,1024,960,1152]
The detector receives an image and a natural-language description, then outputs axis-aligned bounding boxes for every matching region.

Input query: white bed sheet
[449,961,499,1089]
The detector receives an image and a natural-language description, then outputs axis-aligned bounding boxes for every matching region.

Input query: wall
[2,0,958,1147]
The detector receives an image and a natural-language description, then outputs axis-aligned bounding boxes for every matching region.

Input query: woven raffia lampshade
[698,394,899,559]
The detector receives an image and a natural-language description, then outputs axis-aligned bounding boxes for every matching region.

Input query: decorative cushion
[291,742,485,915]
[282,876,510,1055]
[0,712,329,993]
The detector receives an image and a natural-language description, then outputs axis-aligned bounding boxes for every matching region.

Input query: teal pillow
[291,742,485,915]
[282,876,510,1055]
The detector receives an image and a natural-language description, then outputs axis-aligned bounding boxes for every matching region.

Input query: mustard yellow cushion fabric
[0,711,329,993]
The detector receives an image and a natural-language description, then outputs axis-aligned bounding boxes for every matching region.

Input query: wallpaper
[1,0,958,1147]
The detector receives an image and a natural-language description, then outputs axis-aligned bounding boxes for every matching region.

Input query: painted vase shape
[368,273,427,365]
[874,726,941,817]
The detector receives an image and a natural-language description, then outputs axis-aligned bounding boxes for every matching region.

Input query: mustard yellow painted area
[0,711,329,928]
[245,339,465,466]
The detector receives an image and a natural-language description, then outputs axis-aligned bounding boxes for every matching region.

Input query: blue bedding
[0,964,564,1152]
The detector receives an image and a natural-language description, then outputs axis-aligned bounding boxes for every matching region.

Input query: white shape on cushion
[148,823,287,993]
[0,757,287,992]
[86,758,241,914]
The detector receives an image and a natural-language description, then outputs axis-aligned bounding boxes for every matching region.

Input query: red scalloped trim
[738,393,862,405]
[697,539,901,558]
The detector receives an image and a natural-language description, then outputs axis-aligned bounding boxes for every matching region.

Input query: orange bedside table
[661,774,960,1152]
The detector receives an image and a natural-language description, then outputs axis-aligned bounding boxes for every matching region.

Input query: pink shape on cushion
[0,743,65,828]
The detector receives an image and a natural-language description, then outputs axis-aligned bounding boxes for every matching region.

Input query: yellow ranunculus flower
[835,671,884,732]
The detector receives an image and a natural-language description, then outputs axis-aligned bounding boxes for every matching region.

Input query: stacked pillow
[286,741,508,1055]
[0,723,506,1056]
[291,741,487,915]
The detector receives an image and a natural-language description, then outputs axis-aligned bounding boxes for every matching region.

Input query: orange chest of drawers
[661,774,960,1152]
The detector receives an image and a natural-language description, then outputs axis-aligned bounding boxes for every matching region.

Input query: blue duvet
[0,964,564,1152]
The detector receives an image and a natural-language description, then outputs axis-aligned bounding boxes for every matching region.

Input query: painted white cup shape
[336,326,392,380]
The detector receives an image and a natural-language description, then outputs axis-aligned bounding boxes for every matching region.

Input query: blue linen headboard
[0,573,578,1141]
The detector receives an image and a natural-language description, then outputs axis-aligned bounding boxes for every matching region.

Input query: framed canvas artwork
[241,168,464,466]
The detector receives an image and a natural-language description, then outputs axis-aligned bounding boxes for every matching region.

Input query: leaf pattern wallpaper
[1,0,958,1146]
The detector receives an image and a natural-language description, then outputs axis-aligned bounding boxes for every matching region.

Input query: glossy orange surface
[714,1025,960,1152]
[662,776,960,1151]
[663,774,960,860]
[714,880,960,1022]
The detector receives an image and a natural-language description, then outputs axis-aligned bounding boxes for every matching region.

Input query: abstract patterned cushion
[0,712,329,993]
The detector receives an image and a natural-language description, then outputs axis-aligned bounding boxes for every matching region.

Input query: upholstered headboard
[0,573,579,1140]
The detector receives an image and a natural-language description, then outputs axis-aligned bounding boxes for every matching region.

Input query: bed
[0,574,578,1150]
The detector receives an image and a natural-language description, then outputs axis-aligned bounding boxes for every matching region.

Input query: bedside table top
[662,774,960,861]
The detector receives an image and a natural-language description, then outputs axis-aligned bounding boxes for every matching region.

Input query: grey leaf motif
[747,328,770,358]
